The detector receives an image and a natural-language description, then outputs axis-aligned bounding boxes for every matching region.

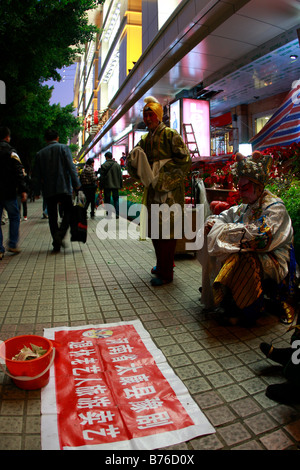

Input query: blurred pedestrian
[80,158,97,218]
[34,129,81,253]
[0,126,27,259]
[100,151,123,218]
[18,168,28,220]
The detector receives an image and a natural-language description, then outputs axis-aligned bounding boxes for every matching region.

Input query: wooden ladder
[183,123,200,159]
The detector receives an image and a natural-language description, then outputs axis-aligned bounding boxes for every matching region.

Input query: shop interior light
[239,143,252,155]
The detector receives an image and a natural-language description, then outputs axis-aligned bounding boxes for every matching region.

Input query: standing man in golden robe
[128,96,191,286]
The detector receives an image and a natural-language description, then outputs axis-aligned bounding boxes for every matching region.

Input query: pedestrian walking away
[99,151,123,218]
[0,126,27,259]
[34,129,81,253]
[18,168,28,220]
[80,158,97,218]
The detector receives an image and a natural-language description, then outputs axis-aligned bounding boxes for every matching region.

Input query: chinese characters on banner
[41,321,215,450]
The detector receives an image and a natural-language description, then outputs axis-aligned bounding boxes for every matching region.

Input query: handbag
[70,193,87,243]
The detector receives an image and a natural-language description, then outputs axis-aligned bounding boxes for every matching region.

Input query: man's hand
[21,192,27,202]
[204,220,215,235]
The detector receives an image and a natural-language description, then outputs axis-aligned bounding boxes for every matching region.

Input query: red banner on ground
[41,321,214,450]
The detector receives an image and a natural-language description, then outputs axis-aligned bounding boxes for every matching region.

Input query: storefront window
[211,127,233,156]
[255,115,272,133]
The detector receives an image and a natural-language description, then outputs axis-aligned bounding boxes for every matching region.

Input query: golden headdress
[143,96,163,122]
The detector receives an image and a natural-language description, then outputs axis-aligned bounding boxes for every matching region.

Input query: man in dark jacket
[100,151,123,217]
[35,129,81,253]
[0,127,27,259]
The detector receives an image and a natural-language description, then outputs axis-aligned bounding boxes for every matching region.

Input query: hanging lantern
[94,110,99,125]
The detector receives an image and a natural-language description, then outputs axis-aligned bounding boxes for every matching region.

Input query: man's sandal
[280,302,295,325]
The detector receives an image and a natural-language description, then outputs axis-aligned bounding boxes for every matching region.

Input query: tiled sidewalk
[0,199,299,450]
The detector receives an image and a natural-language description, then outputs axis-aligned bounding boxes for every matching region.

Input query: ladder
[183,123,200,159]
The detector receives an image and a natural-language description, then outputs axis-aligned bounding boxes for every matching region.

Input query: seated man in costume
[197,151,297,326]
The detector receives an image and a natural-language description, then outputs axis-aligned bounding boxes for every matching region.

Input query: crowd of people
[0,94,299,404]
[0,126,124,255]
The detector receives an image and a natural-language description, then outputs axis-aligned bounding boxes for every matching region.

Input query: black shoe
[150,277,172,286]
[266,382,300,405]
[260,342,292,366]
[53,235,66,250]
[8,247,21,254]
[151,266,161,276]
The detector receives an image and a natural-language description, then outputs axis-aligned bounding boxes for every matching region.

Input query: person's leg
[90,188,96,217]
[152,239,161,274]
[112,189,119,217]
[83,187,95,217]
[5,198,21,250]
[45,195,60,250]
[151,239,176,285]
[103,188,111,206]
[104,189,113,216]
[56,194,73,242]
[83,187,90,212]
[23,200,27,219]
[160,239,177,281]
[42,198,48,218]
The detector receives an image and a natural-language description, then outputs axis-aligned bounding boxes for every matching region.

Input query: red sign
[42,322,214,450]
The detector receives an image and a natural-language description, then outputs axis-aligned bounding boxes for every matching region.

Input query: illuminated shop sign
[182,99,210,157]
[170,99,210,157]
[170,100,180,133]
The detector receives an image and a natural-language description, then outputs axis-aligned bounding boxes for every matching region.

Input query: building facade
[73,0,300,167]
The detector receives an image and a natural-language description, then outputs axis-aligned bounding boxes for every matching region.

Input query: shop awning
[250,82,300,150]
[210,112,232,127]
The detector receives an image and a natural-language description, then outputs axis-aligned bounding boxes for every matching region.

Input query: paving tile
[218,422,252,446]
[190,433,224,450]
[204,405,236,426]
[174,364,201,380]
[193,390,224,409]
[244,412,277,434]
[218,384,247,402]
[184,376,212,394]
[284,418,300,441]
[197,360,223,376]
[0,399,24,415]
[232,440,264,450]
[0,434,22,450]
[240,377,268,394]
[0,416,23,433]
[160,344,184,356]
[259,429,295,450]
[207,371,234,388]
[230,397,262,417]
[267,404,300,424]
